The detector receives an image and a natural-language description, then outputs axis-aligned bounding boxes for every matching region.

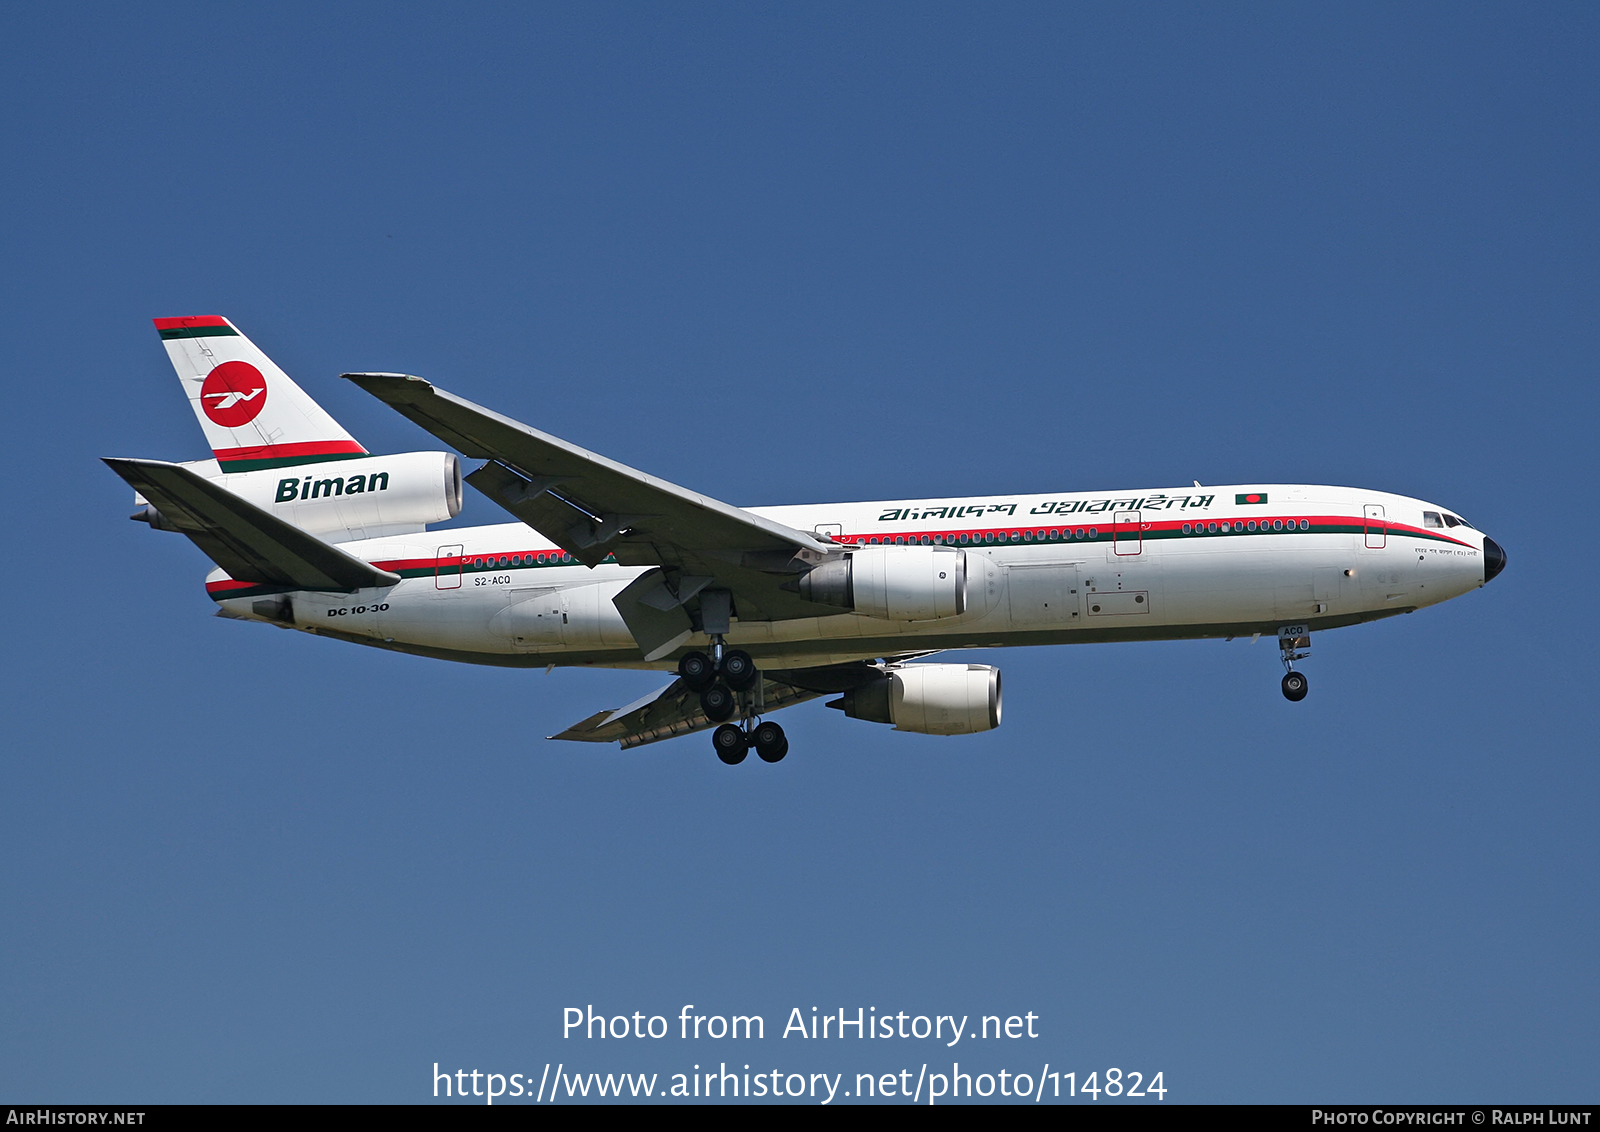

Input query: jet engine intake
[827,663,1001,735]
[798,545,966,621]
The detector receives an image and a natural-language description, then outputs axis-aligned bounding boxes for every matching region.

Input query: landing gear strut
[1278,624,1310,702]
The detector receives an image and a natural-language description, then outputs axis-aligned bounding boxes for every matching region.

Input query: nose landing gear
[1278,625,1311,702]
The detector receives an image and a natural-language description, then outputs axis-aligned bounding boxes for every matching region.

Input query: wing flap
[104,458,400,592]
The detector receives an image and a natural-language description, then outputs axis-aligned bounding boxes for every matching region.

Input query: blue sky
[1,3,1595,1103]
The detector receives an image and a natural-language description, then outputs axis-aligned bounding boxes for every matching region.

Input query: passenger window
[1423,512,1443,528]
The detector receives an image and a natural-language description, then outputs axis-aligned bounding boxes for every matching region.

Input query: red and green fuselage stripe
[203,515,1474,601]
[814,514,1473,550]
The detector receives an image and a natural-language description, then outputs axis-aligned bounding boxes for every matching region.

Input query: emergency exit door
[1363,506,1386,549]
[436,544,464,589]
[1113,511,1142,555]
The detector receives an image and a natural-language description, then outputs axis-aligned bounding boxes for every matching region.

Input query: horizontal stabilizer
[103,458,400,593]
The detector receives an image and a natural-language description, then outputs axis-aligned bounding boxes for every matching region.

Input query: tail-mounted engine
[797,545,969,621]
[132,451,462,541]
[827,663,1002,735]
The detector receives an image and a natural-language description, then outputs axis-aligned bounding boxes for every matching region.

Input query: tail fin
[154,316,366,472]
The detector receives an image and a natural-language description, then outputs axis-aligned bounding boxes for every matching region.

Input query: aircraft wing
[103,458,401,592]
[343,373,845,654]
[550,660,902,749]
[550,674,825,749]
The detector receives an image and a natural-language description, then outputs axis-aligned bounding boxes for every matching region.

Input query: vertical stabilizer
[154,316,366,472]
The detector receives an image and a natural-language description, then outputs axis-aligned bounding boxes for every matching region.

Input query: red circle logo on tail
[200,361,268,427]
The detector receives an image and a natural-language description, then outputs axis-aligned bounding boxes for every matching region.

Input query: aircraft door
[1363,505,1386,549]
[1113,511,1142,556]
[435,544,464,589]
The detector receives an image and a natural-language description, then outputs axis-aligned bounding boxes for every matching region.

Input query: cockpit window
[1445,513,1475,529]
[1423,511,1443,528]
[1442,513,1462,528]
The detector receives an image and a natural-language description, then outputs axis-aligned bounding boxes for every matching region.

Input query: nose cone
[1482,536,1507,583]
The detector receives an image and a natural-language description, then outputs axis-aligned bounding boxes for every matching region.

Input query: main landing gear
[1278,625,1310,702]
[712,720,789,765]
[681,643,785,765]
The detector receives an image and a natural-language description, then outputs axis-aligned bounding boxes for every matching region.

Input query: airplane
[106,316,1507,765]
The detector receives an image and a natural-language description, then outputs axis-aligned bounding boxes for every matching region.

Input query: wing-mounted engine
[132,451,462,540]
[826,663,1002,735]
[797,545,997,621]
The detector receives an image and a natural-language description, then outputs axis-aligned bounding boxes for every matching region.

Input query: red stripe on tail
[213,440,368,462]
[153,316,231,330]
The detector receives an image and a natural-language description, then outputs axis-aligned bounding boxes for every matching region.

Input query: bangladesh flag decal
[1236,492,1269,505]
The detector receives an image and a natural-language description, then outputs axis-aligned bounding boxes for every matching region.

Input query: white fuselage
[209,482,1493,670]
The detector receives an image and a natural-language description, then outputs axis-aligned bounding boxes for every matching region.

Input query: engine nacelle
[828,663,1002,735]
[798,545,967,621]
[133,451,462,540]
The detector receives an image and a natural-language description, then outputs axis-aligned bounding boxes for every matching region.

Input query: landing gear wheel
[713,724,748,764]
[678,651,716,693]
[700,683,737,722]
[1282,671,1309,702]
[720,649,758,692]
[752,720,788,763]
